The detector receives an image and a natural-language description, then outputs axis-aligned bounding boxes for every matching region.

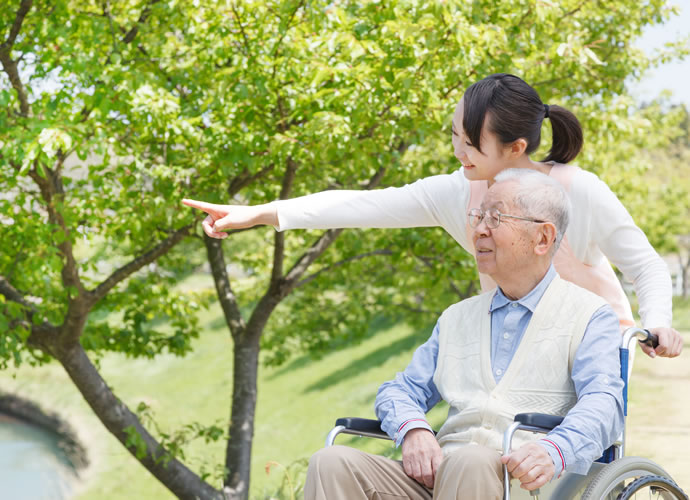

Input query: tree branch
[203,234,246,339]
[281,228,344,288]
[89,223,193,305]
[0,275,59,349]
[230,2,251,56]
[413,252,474,300]
[28,165,84,299]
[227,163,275,198]
[356,106,391,141]
[121,0,161,45]
[0,275,34,311]
[133,43,178,89]
[563,0,589,18]
[296,249,393,288]
[3,0,33,47]
[240,159,392,343]
[223,226,261,237]
[442,68,476,99]
[532,75,574,88]
[0,0,34,117]
[281,163,389,290]
[270,0,306,58]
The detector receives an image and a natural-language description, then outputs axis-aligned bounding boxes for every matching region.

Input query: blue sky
[630,0,690,106]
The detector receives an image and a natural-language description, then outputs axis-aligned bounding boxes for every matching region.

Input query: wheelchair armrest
[514,412,564,431]
[335,417,385,434]
[326,417,390,446]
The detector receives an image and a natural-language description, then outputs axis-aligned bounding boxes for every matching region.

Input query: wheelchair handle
[638,329,659,349]
[622,327,658,350]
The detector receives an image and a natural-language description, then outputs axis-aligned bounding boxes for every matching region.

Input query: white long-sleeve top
[273,165,672,328]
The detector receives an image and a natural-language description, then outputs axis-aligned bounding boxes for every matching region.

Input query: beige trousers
[304,444,504,500]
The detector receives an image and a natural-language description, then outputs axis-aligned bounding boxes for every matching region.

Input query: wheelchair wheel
[617,475,688,500]
[581,456,673,500]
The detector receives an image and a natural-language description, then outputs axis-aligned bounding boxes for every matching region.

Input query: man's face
[472,182,540,282]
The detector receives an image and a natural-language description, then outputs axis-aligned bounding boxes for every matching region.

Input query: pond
[0,413,78,500]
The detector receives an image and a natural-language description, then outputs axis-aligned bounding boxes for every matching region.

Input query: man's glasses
[467,208,548,229]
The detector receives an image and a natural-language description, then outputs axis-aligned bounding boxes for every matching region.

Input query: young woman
[183,73,682,358]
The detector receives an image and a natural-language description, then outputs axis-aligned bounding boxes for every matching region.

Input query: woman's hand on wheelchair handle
[642,327,683,358]
[501,442,555,491]
[401,428,443,489]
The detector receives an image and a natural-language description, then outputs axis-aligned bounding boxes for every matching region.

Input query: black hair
[462,74,583,164]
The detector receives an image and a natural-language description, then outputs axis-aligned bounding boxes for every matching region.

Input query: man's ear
[534,222,557,256]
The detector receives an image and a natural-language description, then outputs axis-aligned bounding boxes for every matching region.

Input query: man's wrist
[396,419,433,446]
[539,439,565,478]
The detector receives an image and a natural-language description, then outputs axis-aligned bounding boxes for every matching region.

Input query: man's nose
[473,217,491,238]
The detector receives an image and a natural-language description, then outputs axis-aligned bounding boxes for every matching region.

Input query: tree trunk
[223,332,261,500]
[54,341,224,500]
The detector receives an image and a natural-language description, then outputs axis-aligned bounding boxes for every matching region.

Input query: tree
[1,1,687,499]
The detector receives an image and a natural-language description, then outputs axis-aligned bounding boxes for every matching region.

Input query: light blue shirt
[375,265,625,477]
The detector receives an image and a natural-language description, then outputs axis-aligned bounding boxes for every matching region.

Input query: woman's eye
[465,141,473,147]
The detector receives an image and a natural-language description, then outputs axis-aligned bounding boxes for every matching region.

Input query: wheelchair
[324,328,687,500]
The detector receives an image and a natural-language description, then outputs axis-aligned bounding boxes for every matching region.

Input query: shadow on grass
[302,328,428,393]
[265,316,401,382]
[264,353,313,381]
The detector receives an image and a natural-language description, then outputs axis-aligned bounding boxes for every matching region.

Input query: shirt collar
[490,264,557,313]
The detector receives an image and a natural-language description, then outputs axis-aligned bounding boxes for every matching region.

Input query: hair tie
[543,104,550,119]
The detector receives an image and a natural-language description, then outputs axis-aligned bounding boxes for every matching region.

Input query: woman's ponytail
[543,105,583,164]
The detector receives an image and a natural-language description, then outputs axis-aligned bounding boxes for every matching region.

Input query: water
[0,415,77,500]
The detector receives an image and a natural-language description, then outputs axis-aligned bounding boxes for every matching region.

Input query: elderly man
[304,169,625,500]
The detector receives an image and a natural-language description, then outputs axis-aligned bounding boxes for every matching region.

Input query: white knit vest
[433,276,606,455]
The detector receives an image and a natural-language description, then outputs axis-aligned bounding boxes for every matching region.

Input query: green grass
[0,281,446,499]
[1,283,688,499]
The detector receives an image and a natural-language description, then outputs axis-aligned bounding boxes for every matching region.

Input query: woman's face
[451,99,510,182]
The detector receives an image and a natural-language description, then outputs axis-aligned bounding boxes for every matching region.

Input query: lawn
[0,286,688,498]
[0,272,445,499]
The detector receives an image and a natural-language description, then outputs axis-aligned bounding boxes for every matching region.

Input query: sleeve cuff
[269,201,285,231]
[395,419,433,447]
[539,439,565,479]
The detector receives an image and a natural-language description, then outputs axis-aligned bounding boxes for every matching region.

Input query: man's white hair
[493,168,571,254]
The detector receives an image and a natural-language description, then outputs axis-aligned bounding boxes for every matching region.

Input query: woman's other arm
[585,173,682,358]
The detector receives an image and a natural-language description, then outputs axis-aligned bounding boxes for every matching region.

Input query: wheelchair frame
[324,327,687,500]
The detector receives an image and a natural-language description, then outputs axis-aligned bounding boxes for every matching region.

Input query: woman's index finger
[182,198,216,212]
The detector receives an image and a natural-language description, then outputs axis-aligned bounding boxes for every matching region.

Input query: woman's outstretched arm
[182,170,474,251]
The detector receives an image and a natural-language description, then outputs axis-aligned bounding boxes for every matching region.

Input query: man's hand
[401,428,443,489]
[641,327,683,358]
[501,442,554,491]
